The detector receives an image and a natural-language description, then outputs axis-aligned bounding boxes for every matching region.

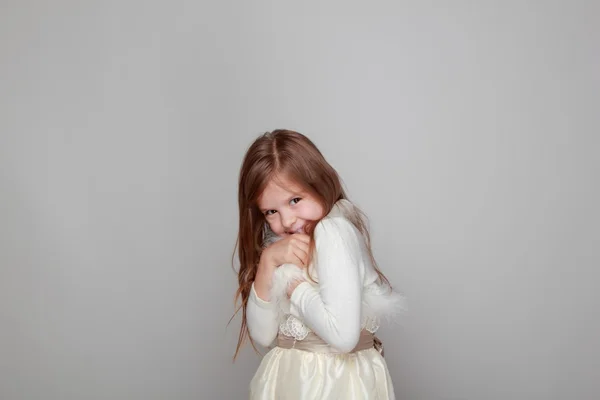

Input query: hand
[286,279,305,298]
[261,233,311,269]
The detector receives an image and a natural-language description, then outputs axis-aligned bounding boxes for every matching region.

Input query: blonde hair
[231,129,389,360]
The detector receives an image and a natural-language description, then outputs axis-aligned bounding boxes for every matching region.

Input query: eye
[290,197,301,205]
[264,210,276,216]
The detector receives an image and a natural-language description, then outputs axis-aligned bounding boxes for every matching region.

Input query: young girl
[233,130,406,399]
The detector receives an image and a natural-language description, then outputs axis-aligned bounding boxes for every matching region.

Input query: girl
[233,130,406,399]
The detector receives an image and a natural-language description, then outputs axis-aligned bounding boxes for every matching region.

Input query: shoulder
[314,199,362,238]
[315,215,356,236]
[314,215,363,250]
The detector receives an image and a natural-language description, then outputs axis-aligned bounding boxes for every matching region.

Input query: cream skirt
[249,332,396,400]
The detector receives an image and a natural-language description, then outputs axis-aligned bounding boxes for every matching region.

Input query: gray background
[1,1,598,399]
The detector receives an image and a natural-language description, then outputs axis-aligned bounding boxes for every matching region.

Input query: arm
[245,260,279,348]
[246,284,279,347]
[288,217,363,352]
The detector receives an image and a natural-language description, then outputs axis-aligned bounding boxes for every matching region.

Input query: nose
[280,211,296,232]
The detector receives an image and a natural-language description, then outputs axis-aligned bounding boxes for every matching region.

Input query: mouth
[288,226,305,234]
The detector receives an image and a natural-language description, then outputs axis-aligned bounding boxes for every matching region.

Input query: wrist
[258,250,277,273]
[253,255,276,302]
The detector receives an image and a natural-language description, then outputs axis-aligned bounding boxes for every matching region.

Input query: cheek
[311,203,325,219]
[303,203,324,220]
[317,204,325,218]
[267,219,284,234]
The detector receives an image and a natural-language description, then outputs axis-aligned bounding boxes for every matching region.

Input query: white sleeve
[246,282,279,348]
[288,217,363,352]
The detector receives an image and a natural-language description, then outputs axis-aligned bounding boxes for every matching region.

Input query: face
[257,176,325,237]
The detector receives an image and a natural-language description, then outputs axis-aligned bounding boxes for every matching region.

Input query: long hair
[231,129,390,360]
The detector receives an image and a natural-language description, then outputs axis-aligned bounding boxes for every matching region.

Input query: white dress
[246,199,407,400]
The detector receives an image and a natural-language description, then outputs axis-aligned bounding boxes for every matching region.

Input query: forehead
[257,176,304,208]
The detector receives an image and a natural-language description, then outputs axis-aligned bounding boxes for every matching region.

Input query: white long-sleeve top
[246,200,406,353]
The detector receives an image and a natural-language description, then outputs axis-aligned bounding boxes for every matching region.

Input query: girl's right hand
[262,234,311,269]
[254,234,311,302]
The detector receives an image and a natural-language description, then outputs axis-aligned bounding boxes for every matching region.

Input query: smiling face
[257,175,325,237]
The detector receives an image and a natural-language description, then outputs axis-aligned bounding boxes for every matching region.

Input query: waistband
[276,330,381,354]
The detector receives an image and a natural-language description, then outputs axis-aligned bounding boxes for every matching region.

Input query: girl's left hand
[287,279,305,298]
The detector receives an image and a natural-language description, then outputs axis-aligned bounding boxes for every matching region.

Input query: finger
[288,247,306,266]
[291,233,310,244]
[293,254,306,268]
[291,239,309,255]
[293,248,309,267]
